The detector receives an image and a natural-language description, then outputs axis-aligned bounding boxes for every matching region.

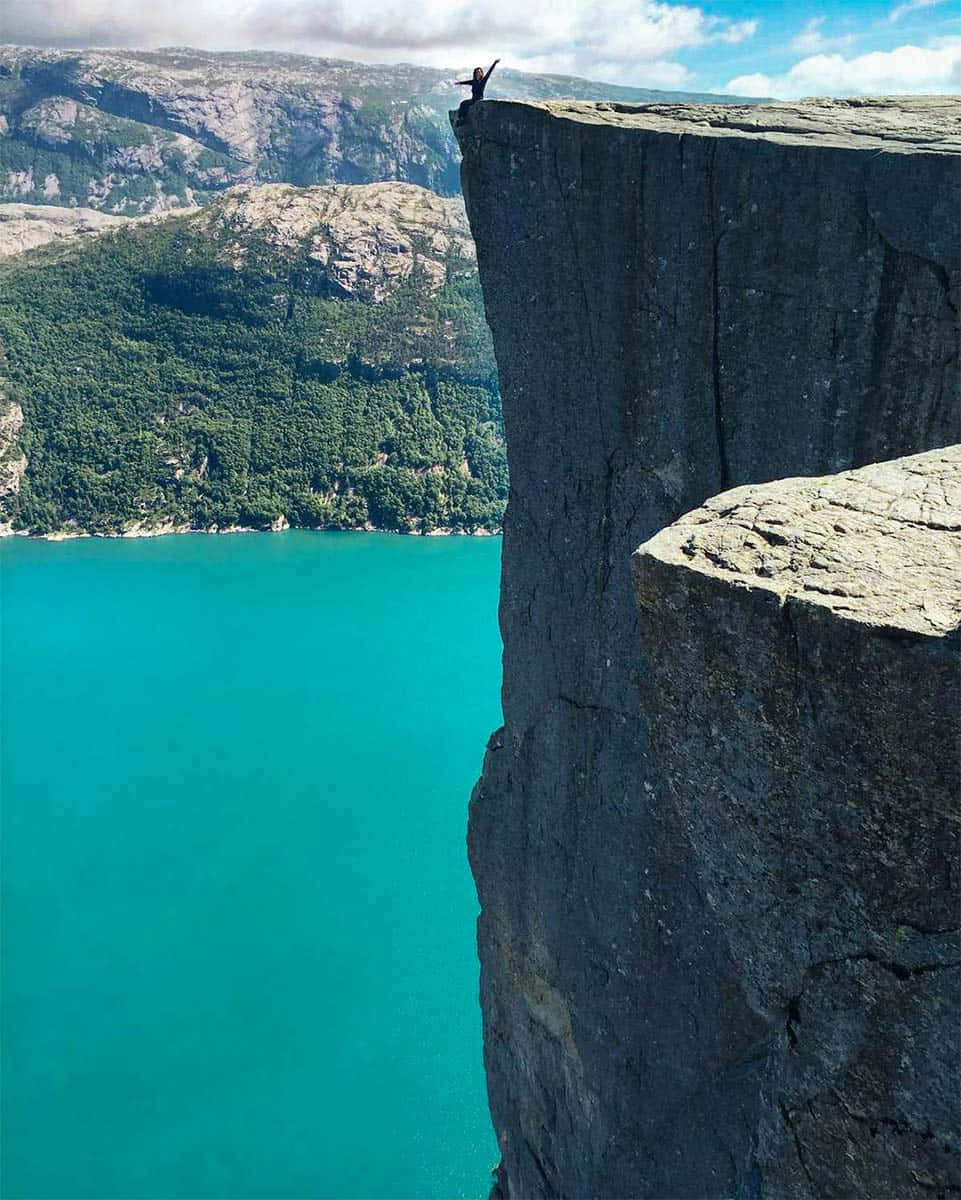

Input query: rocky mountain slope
[192,181,473,298]
[457,97,960,1198]
[0,392,26,504]
[0,46,758,213]
[0,201,170,257]
[0,181,503,536]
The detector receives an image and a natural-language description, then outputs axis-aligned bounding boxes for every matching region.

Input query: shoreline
[0,521,502,543]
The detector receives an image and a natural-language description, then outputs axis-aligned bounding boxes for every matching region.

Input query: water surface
[1,531,501,1199]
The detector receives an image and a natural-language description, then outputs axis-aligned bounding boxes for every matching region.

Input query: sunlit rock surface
[194,182,473,297]
[634,445,960,1198]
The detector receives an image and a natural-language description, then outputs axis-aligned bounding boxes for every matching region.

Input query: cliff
[633,447,960,1198]
[0,47,757,214]
[456,98,960,1197]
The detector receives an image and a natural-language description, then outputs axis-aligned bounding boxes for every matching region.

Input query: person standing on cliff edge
[454,60,500,125]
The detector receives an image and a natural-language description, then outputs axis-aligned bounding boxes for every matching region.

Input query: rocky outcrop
[0,202,169,257]
[637,446,961,635]
[633,446,960,1198]
[194,182,473,298]
[9,93,245,208]
[457,98,960,1198]
[0,397,26,499]
[0,181,471,286]
[0,46,758,212]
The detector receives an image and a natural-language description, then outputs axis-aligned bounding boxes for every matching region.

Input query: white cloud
[727,36,961,97]
[717,18,758,44]
[791,16,855,54]
[724,72,774,95]
[889,0,947,24]
[0,0,759,86]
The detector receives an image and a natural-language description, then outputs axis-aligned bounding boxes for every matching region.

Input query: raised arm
[483,58,500,84]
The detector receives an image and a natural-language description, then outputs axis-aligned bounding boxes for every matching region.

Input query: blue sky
[681,0,961,94]
[3,0,960,96]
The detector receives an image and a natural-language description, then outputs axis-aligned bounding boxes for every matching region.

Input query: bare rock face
[0,203,147,257]
[0,397,26,500]
[456,98,960,1198]
[13,94,245,199]
[633,446,960,1198]
[0,182,471,296]
[0,46,758,214]
[532,94,961,148]
[195,181,473,297]
[639,447,961,635]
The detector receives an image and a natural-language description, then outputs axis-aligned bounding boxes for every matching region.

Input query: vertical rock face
[633,447,960,1198]
[455,98,960,1198]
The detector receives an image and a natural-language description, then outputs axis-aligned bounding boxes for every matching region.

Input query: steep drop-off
[456,98,960,1197]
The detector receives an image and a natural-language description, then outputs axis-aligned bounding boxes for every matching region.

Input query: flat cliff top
[636,446,961,637]
[477,96,961,154]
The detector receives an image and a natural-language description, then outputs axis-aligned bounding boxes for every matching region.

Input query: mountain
[0,181,504,536]
[0,46,759,213]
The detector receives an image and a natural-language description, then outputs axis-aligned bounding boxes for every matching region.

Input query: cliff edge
[456,98,960,1197]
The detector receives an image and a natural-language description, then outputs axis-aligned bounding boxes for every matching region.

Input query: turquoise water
[1,531,501,1200]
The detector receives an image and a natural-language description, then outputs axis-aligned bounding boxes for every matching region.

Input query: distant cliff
[456,97,960,1198]
[0,47,758,214]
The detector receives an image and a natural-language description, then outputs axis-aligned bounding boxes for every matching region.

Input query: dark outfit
[456,61,498,124]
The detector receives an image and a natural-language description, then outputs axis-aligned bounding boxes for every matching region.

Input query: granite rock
[193,181,473,298]
[457,98,961,1198]
[633,445,960,1198]
[0,202,169,258]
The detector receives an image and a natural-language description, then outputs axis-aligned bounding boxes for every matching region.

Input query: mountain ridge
[0,45,761,212]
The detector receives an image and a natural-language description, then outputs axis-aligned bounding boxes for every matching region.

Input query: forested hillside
[0,183,504,535]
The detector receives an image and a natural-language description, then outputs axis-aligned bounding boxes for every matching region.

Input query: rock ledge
[472,96,961,153]
[636,446,961,637]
